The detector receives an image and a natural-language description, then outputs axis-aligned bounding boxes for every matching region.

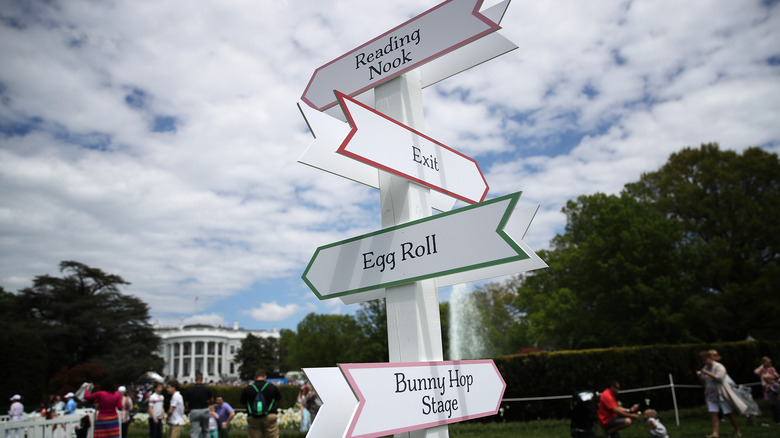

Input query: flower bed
[131,405,303,431]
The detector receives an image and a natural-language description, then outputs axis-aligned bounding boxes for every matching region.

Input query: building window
[230,363,234,374]
[183,343,191,355]
[208,342,215,355]
[195,342,203,355]
[230,345,235,354]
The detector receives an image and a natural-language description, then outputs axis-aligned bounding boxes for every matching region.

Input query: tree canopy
[626,144,780,340]
[509,143,779,349]
[9,261,163,389]
[235,333,281,379]
[282,313,364,369]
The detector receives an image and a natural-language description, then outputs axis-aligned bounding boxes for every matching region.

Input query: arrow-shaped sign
[306,361,505,438]
[339,201,545,305]
[297,101,458,212]
[301,0,507,112]
[302,192,546,300]
[418,0,517,91]
[334,91,488,204]
[303,367,359,438]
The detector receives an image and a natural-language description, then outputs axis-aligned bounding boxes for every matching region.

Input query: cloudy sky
[1,0,778,332]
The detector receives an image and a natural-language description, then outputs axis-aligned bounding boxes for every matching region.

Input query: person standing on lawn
[83,380,123,438]
[215,395,235,438]
[185,373,213,438]
[240,369,282,438]
[166,380,185,438]
[696,350,743,438]
[147,382,165,438]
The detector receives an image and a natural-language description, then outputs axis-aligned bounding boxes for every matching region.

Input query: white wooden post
[669,373,680,426]
[375,69,449,438]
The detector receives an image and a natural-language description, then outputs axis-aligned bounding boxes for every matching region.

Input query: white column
[167,341,173,378]
[220,342,226,379]
[375,71,447,438]
[169,342,181,379]
[190,340,196,381]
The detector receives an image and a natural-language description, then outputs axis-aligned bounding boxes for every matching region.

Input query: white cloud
[245,302,316,323]
[0,0,778,330]
[182,314,227,327]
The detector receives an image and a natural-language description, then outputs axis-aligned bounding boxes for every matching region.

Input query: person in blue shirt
[65,392,77,415]
[214,396,235,438]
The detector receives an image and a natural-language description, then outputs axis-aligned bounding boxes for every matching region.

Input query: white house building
[154,322,279,383]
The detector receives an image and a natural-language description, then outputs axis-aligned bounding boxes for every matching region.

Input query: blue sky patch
[125,88,147,109]
[612,48,627,66]
[582,83,599,99]
[55,129,112,151]
[0,116,43,137]
[152,115,177,133]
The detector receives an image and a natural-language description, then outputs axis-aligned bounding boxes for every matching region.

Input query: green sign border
[302,191,530,299]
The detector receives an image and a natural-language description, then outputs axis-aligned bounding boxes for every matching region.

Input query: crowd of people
[8,354,777,438]
[5,369,319,438]
[4,392,89,438]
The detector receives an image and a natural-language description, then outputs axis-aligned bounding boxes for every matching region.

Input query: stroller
[571,391,599,438]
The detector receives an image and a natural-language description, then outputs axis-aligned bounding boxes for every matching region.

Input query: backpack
[247,382,274,416]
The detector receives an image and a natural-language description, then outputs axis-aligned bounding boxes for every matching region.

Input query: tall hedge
[492,340,780,421]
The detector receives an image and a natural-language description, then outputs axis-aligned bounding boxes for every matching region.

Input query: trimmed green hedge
[493,340,780,421]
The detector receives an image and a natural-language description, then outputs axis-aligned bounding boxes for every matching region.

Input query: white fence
[0,410,95,438]
[501,374,763,426]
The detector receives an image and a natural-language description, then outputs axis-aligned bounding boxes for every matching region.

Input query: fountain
[448,284,486,360]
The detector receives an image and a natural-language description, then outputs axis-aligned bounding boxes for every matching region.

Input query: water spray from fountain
[449,284,485,360]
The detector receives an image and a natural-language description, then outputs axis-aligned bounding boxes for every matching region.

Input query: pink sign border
[339,359,507,438]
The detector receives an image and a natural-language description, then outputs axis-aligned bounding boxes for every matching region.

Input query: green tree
[278,328,294,373]
[513,144,779,349]
[515,192,701,349]
[0,286,47,407]
[14,261,163,386]
[469,280,531,356]
[284,313,362,369]
[235,333,280,379]
[626,144,780,340]
[439,301,450,360]
[354,300,388,363]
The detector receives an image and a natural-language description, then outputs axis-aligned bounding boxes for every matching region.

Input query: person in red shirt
[84,380,123,438]
[597,379,640,438]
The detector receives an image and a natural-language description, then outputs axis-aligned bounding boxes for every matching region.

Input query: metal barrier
[0,410,95,438]
[501,374,763,426]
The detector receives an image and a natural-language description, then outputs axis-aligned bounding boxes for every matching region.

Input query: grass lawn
[129,405,780,438]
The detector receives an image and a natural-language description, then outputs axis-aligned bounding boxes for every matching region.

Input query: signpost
[301,0,508,112]
[304,360,505,438]
[302,192,545,300]
[296,0,542,436]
